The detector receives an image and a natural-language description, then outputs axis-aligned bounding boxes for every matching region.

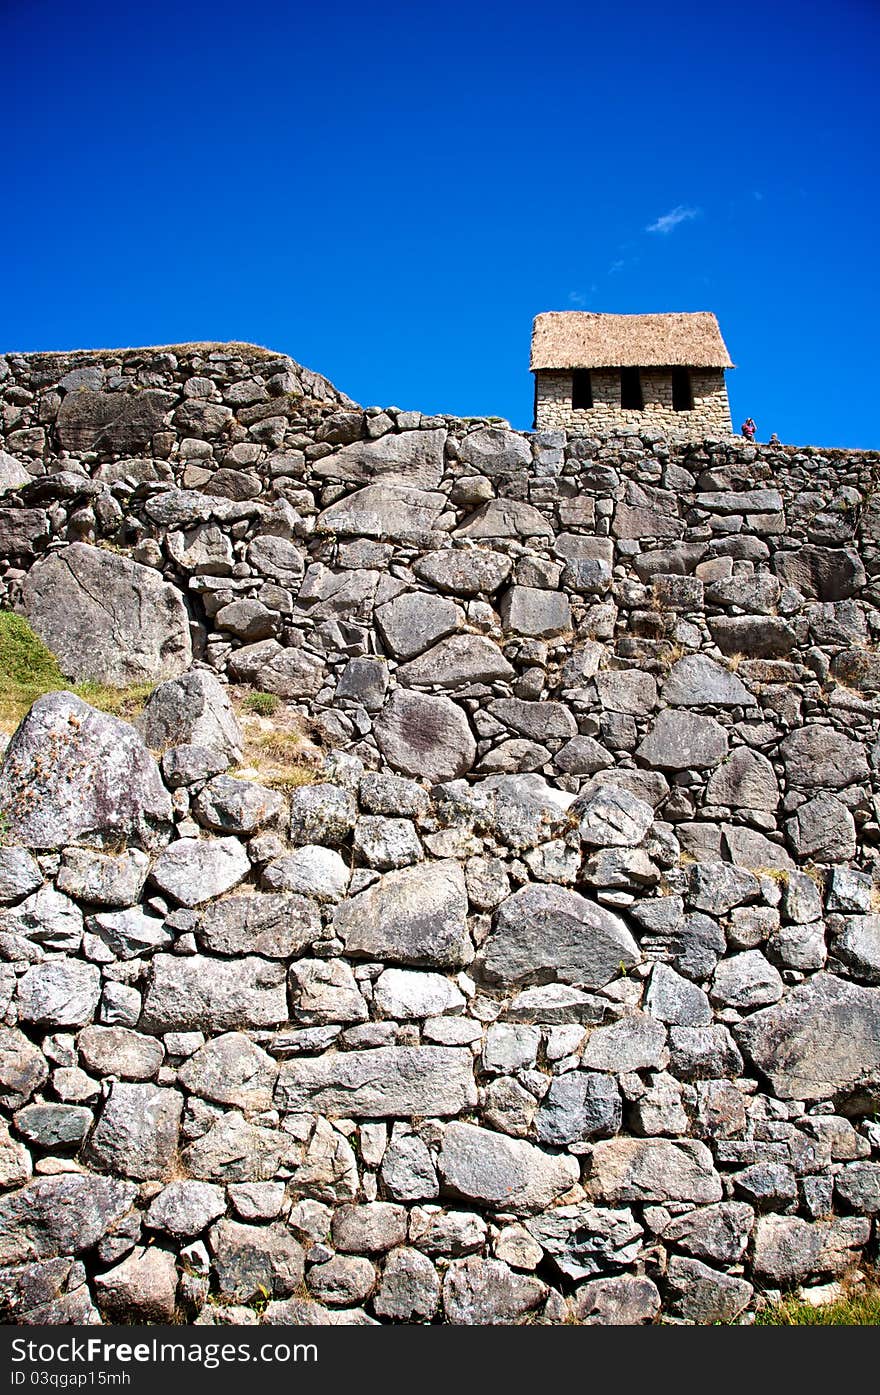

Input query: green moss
[240,691,281,716]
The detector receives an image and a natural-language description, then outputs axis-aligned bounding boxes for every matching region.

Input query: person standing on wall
[741,417,756,441]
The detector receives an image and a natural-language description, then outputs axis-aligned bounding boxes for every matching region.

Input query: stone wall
[0,342,878,1326]
[534,368,733,438]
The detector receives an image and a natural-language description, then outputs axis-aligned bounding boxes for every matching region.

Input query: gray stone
[688,861,760,915]
[483,883,639,988]
[660,1201,754,1264]
[786,793,856,862]
[709,616,796,658]
[77,1026,164,1081]
[16,960,101,1029]
[197,892,319,958]
[458,426,532,475]
[375,592,461,660]
[149,836,251,906]
[574,783,654,848]
[161,744,230,789]
[0,1029,48,1103]
[359,772,429,819]
[752,1214,870,1282]
[14,1104,92,1148]
[525,1201,643,1280]
[139,670,243,761]
[0,849,42,904]
[454,499,554,541]
[374,690,475,783]
[193,775,284,835]
[705,747,778,810]
[503,984,607,1025]
[535,1072,622,1145]
[21,543,190,684]
[372,1247,440,1321]
[182,1112,286,1182]
[396,633,514,689]
[209,1219,304,1301]
[5,887,82,951]
[380,1129,438,1202]
[835,1162,880,1213]
[826,867,872,915]
[317,483,449,545]
[439,1122,578,1212]
[276,1046,475,1118]
[0,509,48,556]
[178,1033,278,1110]
[145,1181,226,1238]
[407,1207,486,1256]
[595,669,658,716]
[141,954,288,1032]
[0,450,32,492]
[588,1138,722,1204]
[226,639,323,698]
[0,1174,138,1266]
[581,1013,667,1073]
[774,546,866,601]
[710,951,784,1010]
[314,428,446,487]
[94,1246,178,1324]
[0,692,172,851]
[780,725,869,789]
[353,816,423,870]
[834,915,880,983]
[636,709,728,770]
[334,860,471,968]
[414,548,512,596]
[308,1254,376,1306]
[262,846,350,903]
[214,599,276,641]
[287,784,356,847]
[662,654,755,707]
[500,587,572,639]
[645,964,712,1026]
[56,848,149,908]
[83,1083,182,1180]
[442,1256,546,1325]
[570,1275,661,1325]
[56,386,171,452]
[336,657,388,709]
[373,968,465,1019]
[665,1256,752,1324]
[89,907,171,958]
[735,973,880,1100]
[332,1203,408,1254]
[669,1025,744,1080]
[247,535,306,585]
[289,958,367,1024]
[488,699,578,742]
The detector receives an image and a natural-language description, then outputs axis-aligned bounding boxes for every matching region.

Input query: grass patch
[0,611,155,731]
[240,691,281,717]
[755,1288,880,1326]
[234,718,323,792]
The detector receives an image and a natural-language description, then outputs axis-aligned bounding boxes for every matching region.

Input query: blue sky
[4,0,879,447]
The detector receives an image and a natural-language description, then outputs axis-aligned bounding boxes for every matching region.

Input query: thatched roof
[530,312,734,371]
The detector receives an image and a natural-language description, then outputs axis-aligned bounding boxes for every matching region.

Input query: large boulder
[735,973,880,1101]
[0,693,172,850]
[334,860,471,968]
[483,884,639,989]
[312,429,447,488]
[56,387,173,453]
[374,690,475,783]
[140,954,288,1032]
[275,1047,476,1118]
[138,670,243,761]
[439,1122,578,1212]
[20,543,191,684]
[0,1174,138,1265]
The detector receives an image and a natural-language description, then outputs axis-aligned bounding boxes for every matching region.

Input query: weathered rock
[16,960,101,1029]
[276,1047,476,1118]
[705,747,779,810]
[439,1122,578,1212]
[662,654,755,707]
[193,775,284,835]
[178,1033,278,1110]
[262,846,350,903]
[500,586,572,639]
[331,1203,408,1254]
[588,1139,723,1204]
[89,906,171,958]
[313,428,446,488]
[289,783,357,845]
[483,883,639,988]
[21,543,191,684]
[181,1112,286,1182]
[645,964,712,1027]
[309,1254,377,1306]
[5,886,82,951]
[570,1275,661,1325]
[774,546,866,601]
[77,1026,164,1081]
[209,1219,304,1301]
[373,968,465,1019]
[334,860,471,968]
[374,690,475,782]
[574,784,654,848]
[636,710,728,770]
[442,1256,547,1324]
[139,670,243,761]
[786,793,856,862]
[710,951,784,1010]
[752,1214,870,1282]
[289,958,368,1024]
[317,483,450,545]
[13,1104,92,1149]
[149,836,251,906]
[833,915,880,984]
[0,693,172,850]
[372,1247,440,1321]
[414,548,512,596]
[0,849,43,904]
[735,973,880,1100]
[56,387,172,453]
[375,592,461,660]
[94,1246,179,1323]
[660,1201,754,1264]
[0,1174,138,1265]
[581,1013,667,1073]
[141,954,288,1032]
[780,725,869,789]
[397,633,514,689]
[145,1181,226,1238]
[535,1072,622,1145]
[0,1029,48,1104]
[665,1256,752,1324]
[709,616,796,658]
[56,848,149,908]
[83,1082,182,1180]
[197,892,320,958]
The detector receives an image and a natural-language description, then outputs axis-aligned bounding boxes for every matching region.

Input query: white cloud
[608,259,625,275]
[568,290,587,306]
[646,205,701,235]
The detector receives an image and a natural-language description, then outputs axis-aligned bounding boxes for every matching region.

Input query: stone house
[531,310,734,438]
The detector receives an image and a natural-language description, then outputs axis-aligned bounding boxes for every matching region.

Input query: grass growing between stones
[0,611,155,732]
[755,1287,880,1325]
[233,705,323,792]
